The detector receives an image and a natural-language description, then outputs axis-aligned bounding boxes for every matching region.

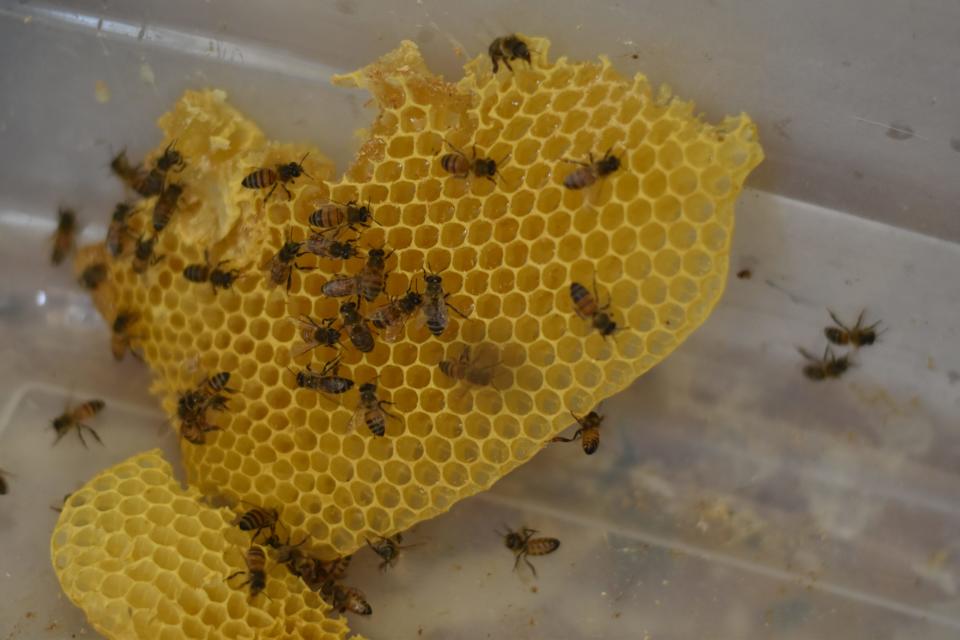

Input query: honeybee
[241,152,312,201]
[498,525,560,577]
[78,262,108,290]
[351,379,399,437]
[824,309,882,348]
[51,208,76,265]
[562,148,621,190]
[183,250,245,293]
[320,555,352,582]
[320,274,360,298]
[199,371,236,397]
[489,34,532,73]
[323,582,372,616]
[420,266,469,337]
[292,315,342,358]
[139,142,187,199]
[111,310,140,360]
[131,233,164,274]
[264,530,307,567]
[106,202,134,257]
[369,287,423,343]
[308,200,375,232]
[304,230,360,261]
[340,301,376,353]
[798,346,852,381]
[440,140,509,184]
[52,399,106,448]
[0,469,9,495]
[227,545,268,598]
[570,278,619,338]
[439,345,500,387]
[264,234,310,292]
[551,409,603,455]
[155,140,186,173]
[357,246,393,302]
[179,414,221,445]
[366,533,418,571]
[110,150,156,197]
[290,356,355,396]
[151,182,183,233]
[233,504,280,539]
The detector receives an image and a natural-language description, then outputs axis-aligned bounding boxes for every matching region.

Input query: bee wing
[290,340,319,359]
[348,405,366,433]
[382,319,407,343]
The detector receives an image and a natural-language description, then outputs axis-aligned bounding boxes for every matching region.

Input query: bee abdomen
[563,168,595,190]
[569,282,595,315]
[242,169,276,189]
[824,327,848,345]
[323,377,355,394]
[440,154,468,176]
[366,412,386,437]
[581,428,600,455]
[78,400,106,419]
[183,264,210,282]
[528,537,561,556]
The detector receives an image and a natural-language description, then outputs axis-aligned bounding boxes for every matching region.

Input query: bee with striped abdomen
[351,379,399,437]
[562,148,621,190]
[179,414,221,445]
[304,230,360,261]
[291,315,342,358]
[106,202,134,257]
[798,346,852,381]
[420,266,469,337]
[357,246,393,302]
[498,525,560,577]
[227,545,268,598]
[290,356,355,396]
[52,399,106,448]
[824,309,882,349]
[78,262,108,290]
[440,140,509,184]
[308,200,375,232]
[570,278,619,338]
[131,233,164,275]
[140,142,187,201]
[264,530,308,568]
[51,208,76,265]
[320,274,360,299]
[151,182,183,233]
[488,34,532,73]
[369,287,423,343]
[110,150,157,196]
[439,345,499,387]
[551,409,603,455]
[233,504,279,539]
[111,310,140,360]
[183,250,244,294]
[199,371,236,398]
[322,582,372,616]
[241,152,312,201]
[366,533,418,571]
[340,301,375,353]
[264,233,310,292]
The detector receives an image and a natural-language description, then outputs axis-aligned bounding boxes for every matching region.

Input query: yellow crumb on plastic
[139,62,156,86]
[51,450,355,640]
[64,34,762,637]
[95,80,111,104]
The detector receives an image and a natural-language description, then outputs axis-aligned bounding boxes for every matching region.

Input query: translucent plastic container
[2,2,959,639]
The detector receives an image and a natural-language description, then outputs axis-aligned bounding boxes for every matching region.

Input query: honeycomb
[50,450,354,640]
[58,35,762,636]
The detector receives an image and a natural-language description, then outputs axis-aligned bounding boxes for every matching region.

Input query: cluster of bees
[798,309,882,381]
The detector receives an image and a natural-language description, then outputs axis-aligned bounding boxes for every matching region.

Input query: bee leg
[225,570,245,582]
[524,555,538,578]
[503,58,514,72]
[827,309,848,331]
[264,183,278,202]
[85,425,105,446]
[282,183,294,201]
[76,427,89,449]
[445,299,470,319]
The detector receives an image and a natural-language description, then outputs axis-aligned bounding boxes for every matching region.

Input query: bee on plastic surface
[366,533,419,571]
[151,182,183,233]
[439,345,499,387]
[798,346,852,381]
[241,152,311,201]
[303,230,360,261]
[488,34,532,73]
[52,399,106,448]
[824,309,882,349]
[51,208,76,265]
[420,266,469,337]
[570,278,619,338]
[110,150,156,197]
[233,504,280,539]
[290,356,355,396]
[0,469,9,496]
[292,315,343,358]
[227,545,268,598]
[340,301,375,353]
[498,525,560,577]
[440,140,510,184]
[351,379,399,437]
[106,202,134,257]
[131,233,164,275]
[321,581,372,616]
[308,200,375,232]
[183,250,244,294]
[111,310,140,361]
[369,287,423,343]
[562,148,621,190]
[551,409,603,455]
[78,262,108,290]
[357,246,393,302]
[264,233,310,292]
